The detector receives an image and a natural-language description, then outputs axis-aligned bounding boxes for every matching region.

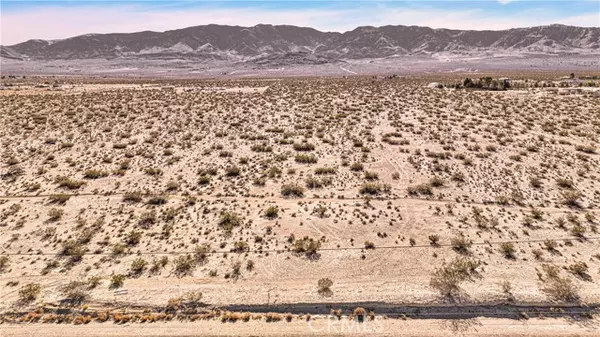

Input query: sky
[1,0,599,45]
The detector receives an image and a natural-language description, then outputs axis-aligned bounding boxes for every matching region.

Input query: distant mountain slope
[2,24,598,61]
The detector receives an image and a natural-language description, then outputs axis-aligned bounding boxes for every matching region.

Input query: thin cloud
[1,4,598,45]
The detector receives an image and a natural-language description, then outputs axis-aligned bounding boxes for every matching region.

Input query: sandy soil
[0,75,599,335]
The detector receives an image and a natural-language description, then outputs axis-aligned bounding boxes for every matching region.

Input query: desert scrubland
[1,74,599,335]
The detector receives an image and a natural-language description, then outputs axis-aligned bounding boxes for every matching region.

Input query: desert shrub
[253,177,266,186]
[123,191,143,203]
[364,171,379,180]
[251,143,273,152]
[281,184,305,197]
[540,265,579,302]
[407,183,433,195]
[452,172,466,182]
[293,142,315,151]
[364,241,375,249]
[145,167,163,176]
[450,235,472,254]
[173,254,196,277]
[232,241,249,253]
[129,258,148,276]
[49,194,71,205]
[292,236,321,258]
[59,280,91,304]
[571,224,586,238]
[530,177,542,188]
[556,178,574,189]
[18,283,42,303]
[575,144,596,154]
[125,230,142,246]
[430,257,480,297]
[266,166,282,178]
[56,176,85,190]
[166,181,179,191]
[218,211,242,232]
[150,256,169,274]
[198,167,218,176]
[225,166,241,177]
[314,167,336,175]
[359,183,390,195]
[231,261,243,279]
[428,235,440,246]
[147,195,168,205]
[109,274,126,289]
[567,261,589,279]
[499,242,516,259]
[543,239,558,252]
[350,162,364,171]
[294,154,318,164]
[60,240,86,264]
[264,206,279,219]
[542,277,579,302]
[317,278,333,296]
[561,190,582,207]
[198,176,211,185]
[0,256,9,273]
[194,244,211,265]
[138,210,157,228]
[430,176,445,187]
[47,208,64,221]
[83,169,109,179]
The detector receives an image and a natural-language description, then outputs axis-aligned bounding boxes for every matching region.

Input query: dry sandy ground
[4,317,600,337]
[0,75,599,335]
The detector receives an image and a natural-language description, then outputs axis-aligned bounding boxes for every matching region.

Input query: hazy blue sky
[2,0,599,45]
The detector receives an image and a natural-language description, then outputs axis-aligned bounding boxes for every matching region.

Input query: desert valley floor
[1,74,599,335]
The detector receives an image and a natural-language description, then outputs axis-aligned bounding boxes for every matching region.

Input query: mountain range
[1,24,599,61]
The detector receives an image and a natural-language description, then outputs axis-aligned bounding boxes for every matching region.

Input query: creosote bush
[281,184,305,197]
[292,236,321,258]
[317,278,333,296]
[430,257,480,297]
[18,283,42,304]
